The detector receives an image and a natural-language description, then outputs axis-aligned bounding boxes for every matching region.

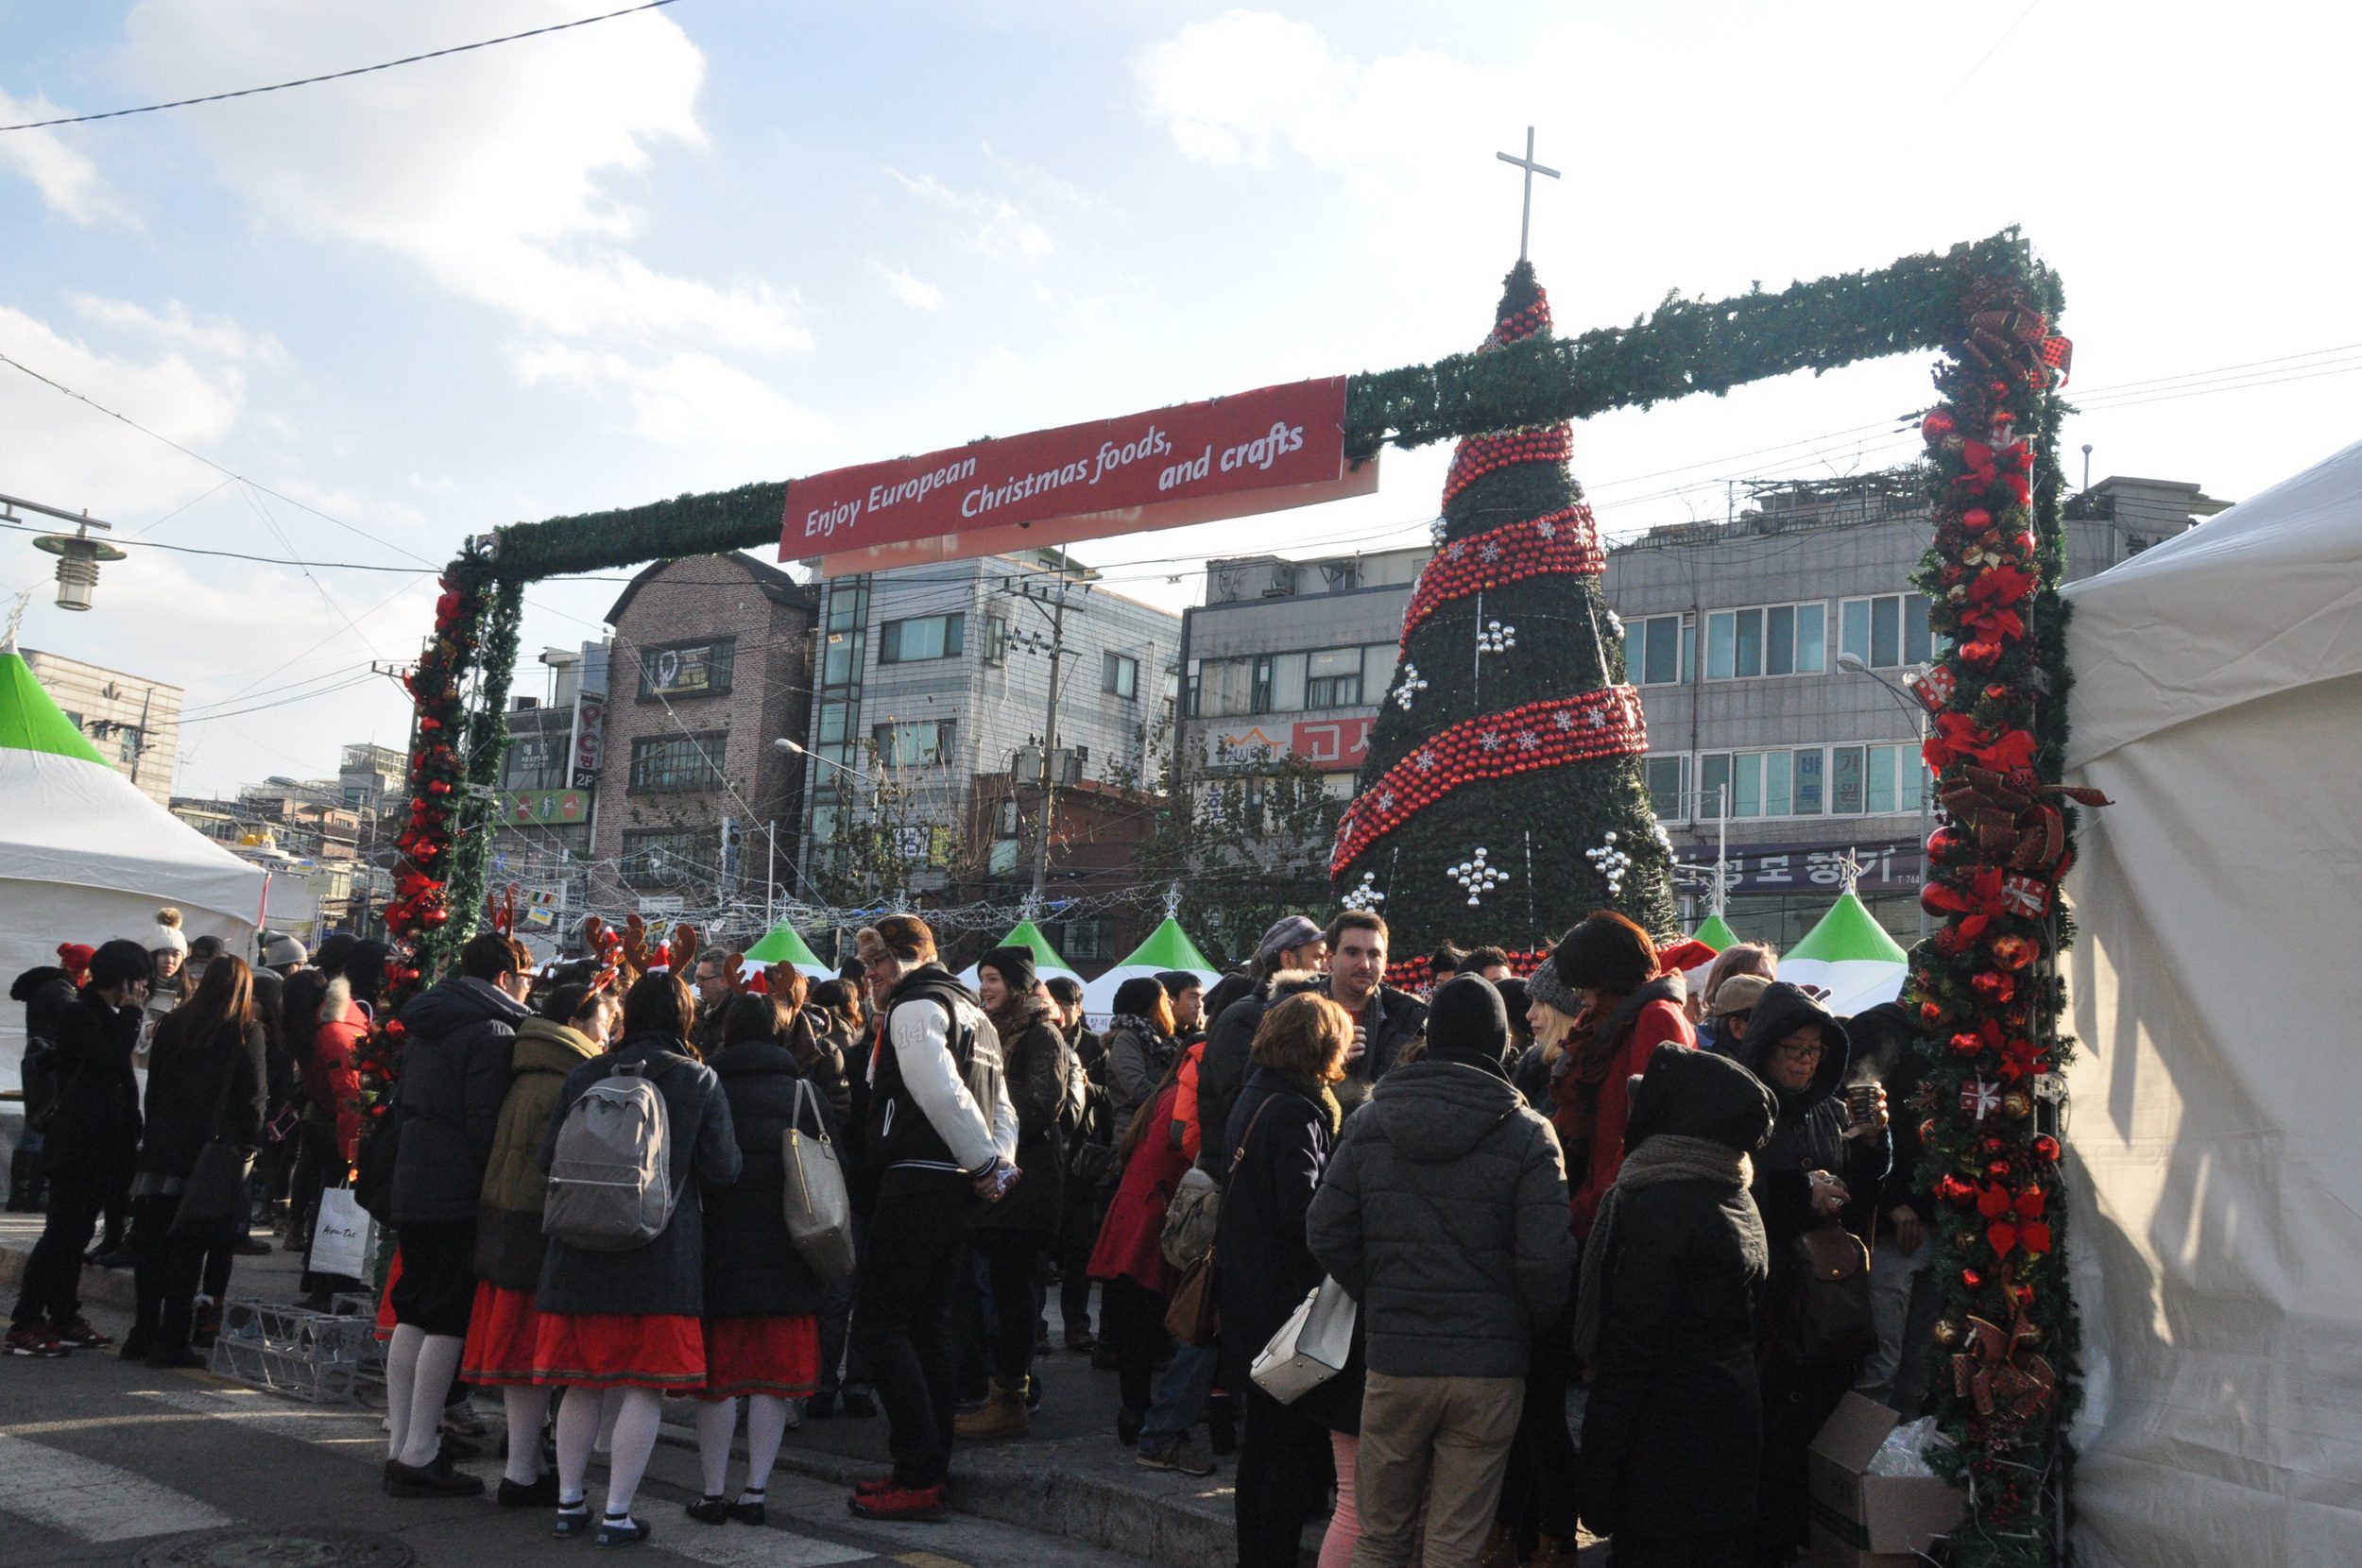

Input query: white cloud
[0,90,136,226]
[69,294,288,363]
[870,260,944,312]
[110,1,810,363]
[887,169,1054,260]
[507,343,841,452]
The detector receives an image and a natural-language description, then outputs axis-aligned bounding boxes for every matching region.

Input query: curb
[0,1228,139,1313]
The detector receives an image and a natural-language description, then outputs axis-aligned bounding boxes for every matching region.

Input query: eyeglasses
[1774,1039,1827,1061]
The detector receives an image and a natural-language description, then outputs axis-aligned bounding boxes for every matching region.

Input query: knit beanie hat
[980,944,1038,998]
[1426,975,1510,1065]
[150,907,189,955]
[1255,913,1323,970]
[57,942,95,978]
[262,932,307,969]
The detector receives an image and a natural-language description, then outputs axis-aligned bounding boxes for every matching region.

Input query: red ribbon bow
[1977,1181,2051,1258]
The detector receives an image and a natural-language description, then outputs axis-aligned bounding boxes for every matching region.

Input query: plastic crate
[208,1299,377,1403]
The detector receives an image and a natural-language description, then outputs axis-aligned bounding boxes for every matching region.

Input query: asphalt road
[0,1300,1157,1568]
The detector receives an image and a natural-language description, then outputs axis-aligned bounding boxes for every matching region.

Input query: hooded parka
[473,1015,603,1289]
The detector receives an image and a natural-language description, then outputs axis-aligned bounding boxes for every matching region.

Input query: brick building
[588,554,817,934]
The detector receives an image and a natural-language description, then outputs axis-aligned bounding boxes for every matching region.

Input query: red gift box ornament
[2000,874,2050,918]
[1907,666,1957,712]
[1961,1077,2002,1120]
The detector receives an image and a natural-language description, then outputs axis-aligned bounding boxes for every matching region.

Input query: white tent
[1081,917,1221,1024]
[2060,439,2362,1565]
[0,647,269,1088]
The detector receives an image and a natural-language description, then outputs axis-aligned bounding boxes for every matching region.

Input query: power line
[0,2,683,132]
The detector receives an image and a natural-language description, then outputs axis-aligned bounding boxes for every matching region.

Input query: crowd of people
[6,900,1930,1568]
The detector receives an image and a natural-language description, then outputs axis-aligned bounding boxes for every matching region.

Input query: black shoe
[729,1497,765,1526]
[685,1497,731,1525]
[805,1389,837,1420]
[594,1513,651,1547]
[498,1475,558,1508]
[1063,1331,1097,1355]
[119,1330,154,1361]
[385,1457,486,1499]
[145,1345,207,1370]
[842,1389,877,1419]
[88,1247,135,1270]
[1116,1406,1144,1447]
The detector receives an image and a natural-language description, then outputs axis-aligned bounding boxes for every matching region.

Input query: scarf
[1110,1014,1174,1074]
[1572,1133,1753,1361]
[1273,1066,1344,1140]
[1549,974,1683,1158]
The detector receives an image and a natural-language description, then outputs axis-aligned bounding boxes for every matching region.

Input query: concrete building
[22,649,180,808]
[1602,469,2228,946]
[590,554,817,936]
[796,550,1181,967]
[488,641,609,951]
[336,743,407,812]
[1176,544,1431,795]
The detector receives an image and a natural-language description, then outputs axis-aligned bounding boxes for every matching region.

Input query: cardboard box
[1806,1392,1967,1566]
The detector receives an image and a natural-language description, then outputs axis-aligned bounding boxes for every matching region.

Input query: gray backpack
[542,1058,676,1251]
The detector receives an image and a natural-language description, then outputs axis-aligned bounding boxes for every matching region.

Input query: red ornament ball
[1960,639,2004,668]
[1988,933,2036,972]
[1961,1268,1986,1292]
[1987,1158,2014,1182]
[1918,999,1946,1027]
[1949,1031,1984,1059]
[1984,684,2011,703]
[2032,1134,2062,1164]
[1923,409,1958,443]
[1961,505,1995,533]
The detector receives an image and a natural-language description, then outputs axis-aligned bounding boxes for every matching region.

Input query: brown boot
[952,1379,1030,1440]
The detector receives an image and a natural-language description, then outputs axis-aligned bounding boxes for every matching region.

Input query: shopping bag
[1251,1276,1357,1404]
[308,1185,375,1281]
[781,1079,856,1279]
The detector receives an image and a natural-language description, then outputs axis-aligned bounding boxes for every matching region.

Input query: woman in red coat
[1087,1056,1190,1445]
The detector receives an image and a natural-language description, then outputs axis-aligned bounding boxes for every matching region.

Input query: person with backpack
[687,994,838,1525]
[381,932,535,1500]
[464,980,614,1507]
[846,916,1017,1522]
[7,939,148,1356]
[535,970,741,1546]
[126,955,267,1367]
[955,946,1070,1441]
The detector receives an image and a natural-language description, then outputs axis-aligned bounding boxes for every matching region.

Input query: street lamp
[774,737,888,929]
[6,492,126,611]
[1834,652,1933,939]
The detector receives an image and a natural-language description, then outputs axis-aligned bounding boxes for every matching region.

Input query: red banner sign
[779,378,1376,576]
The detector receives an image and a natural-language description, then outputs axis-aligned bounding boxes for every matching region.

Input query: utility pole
[996,568,1088,911]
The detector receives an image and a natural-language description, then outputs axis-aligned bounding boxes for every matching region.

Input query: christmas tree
[1332,262,1678,967]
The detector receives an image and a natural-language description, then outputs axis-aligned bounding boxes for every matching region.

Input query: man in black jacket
[1322,911,1427,1116]
[382,931,533,1497]
[8,939,148,1356]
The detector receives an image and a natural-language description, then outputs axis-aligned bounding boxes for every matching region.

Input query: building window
[1704,603,1824,680]
[1103,651,1139,700]
[1695,742,1925,819]
[1196,657,1254,718]
[1838,593,1934,670]
[118,726,142,764]
[1054,919,1113,961]
[879,612,966,664]
[874,719,955,767]
[996,798,1021,838]
[1304,647,1362,709]
[1644,755,1689,820]
[627,733,726,794]
[984,614,1009,666]
[621,827,710,887]
[638,639,735,699]
[1624,615,1689,686]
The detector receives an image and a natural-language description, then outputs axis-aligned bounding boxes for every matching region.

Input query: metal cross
[1495,126,1560,262]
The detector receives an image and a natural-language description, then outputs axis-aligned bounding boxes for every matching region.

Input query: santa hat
[1656,938,1718,976]
[745,970,770,996]
[647,942,673,974]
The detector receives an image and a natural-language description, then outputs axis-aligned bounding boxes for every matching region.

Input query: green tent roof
[992,919,1077,974]
[1784,892,1909,965]
[742,921,825,967]
[1110,916,1214,974]
[0,652,111,765]
[1691,913,1741,953]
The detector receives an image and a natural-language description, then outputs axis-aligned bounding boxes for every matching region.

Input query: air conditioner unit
[1259,563,1297,597]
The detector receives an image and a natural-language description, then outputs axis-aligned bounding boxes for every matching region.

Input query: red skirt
[533,1311,706,1391]
[696,1315,821,1402]
[371,1248,402,1341]
[461,1283,541,1385]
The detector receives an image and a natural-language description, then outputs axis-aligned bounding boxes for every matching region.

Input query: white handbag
[1251,1275,1357,1404]
[780,1078,856,1280]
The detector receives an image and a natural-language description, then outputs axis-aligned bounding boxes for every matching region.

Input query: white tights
[384,1325,463,1468]
[692,1396,792,1503]
[553,1384,662,1522]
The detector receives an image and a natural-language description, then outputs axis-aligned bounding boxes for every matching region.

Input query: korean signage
[781,378,1378,576]
[507,789,589,826]
[572,692,606,779]
[1672,839,1925,894]
[1207,717,1374,771]
[645,645,719,696]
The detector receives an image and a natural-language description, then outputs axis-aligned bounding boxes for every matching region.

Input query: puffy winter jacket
[308,980,368,1163]
[40,990,143,1184]
[703,1036,837,1318]
[1194,972,1325,1173]
[1308,1056,1578,1378]
[974,995,1069,1236]
[390,975,530,1225]
[473,1016,602,1290]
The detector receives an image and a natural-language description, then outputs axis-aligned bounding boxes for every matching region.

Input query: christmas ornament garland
[1902,259,2096,1564]
[1396,506,1604,643]
[385,562,493,952]
[1328,685,1648,875]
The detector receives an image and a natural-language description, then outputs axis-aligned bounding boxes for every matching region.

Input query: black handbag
[1772,1223,1880,1368]
[170,1029,259,1247]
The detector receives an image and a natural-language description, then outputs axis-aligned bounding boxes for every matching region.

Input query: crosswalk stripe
[0,1431,234,1542]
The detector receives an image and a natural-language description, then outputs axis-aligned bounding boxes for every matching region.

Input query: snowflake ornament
[1605,609,1624,638]
[1586,830,1635,898]
[1477,620,1517,656]
[1341,872,1388,912]
[1446,846,1511,908]
[1392,664,1429,710]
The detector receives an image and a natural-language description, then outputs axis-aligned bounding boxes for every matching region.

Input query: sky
[2,0,2354,798]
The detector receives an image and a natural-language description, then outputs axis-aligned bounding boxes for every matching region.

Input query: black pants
[1753,1350,1854,1561]
[977,1229,1049,1389]
[851,1185,979,1489]
[11,1173,105,1326]
[128,1194,212,1350]
[1101,1276,1167,1415]
[1613,1529,1746,1568]
[1055,1182,1102,1338]
[1500,1285,1581,1550]
[1235,1384,1332,1568]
